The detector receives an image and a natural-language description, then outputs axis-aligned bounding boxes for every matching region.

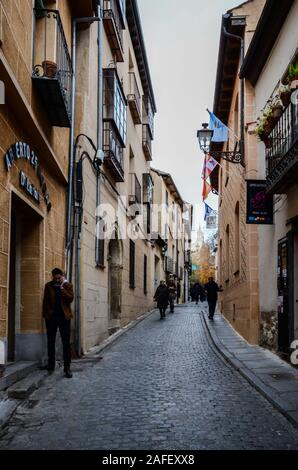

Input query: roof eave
[240,0,294,84]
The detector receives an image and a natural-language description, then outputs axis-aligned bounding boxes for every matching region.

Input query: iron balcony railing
[266,101,298,193]
[103,121,124,182]
[127,72,142,124]
[142,124,152,161]
[128,173,142,205]
[103,0,124,62]
[32,8,73,127]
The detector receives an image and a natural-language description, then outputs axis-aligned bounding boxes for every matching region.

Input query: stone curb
[81,308,158,361]
[0,399,18,429]
[7,371,48,400]
[202,311,298,428]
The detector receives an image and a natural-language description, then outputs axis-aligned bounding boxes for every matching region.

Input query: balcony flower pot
[278,82,291,107]
[272,106,283,119]
[280,91,291,107]
[42,60,57,79]
[263,137,273,149]
[288,62,298,89]
[272,96,283,119]
[290,79,298,90]
[263,118,275,136]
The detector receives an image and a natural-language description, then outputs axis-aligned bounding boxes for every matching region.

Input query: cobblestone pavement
[1,304,298,450]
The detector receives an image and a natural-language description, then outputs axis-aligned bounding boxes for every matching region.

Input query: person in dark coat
[42,267,74,378]
[199,288,206,302]
[167,274,177,313]
[193,282,204,304]
[204,277,223,320]
[154,280,169,320]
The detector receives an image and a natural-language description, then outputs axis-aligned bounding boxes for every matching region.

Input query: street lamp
[197,123,214,154]
[197,123,243,164]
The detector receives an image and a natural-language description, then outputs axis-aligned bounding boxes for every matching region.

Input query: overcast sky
[138,0,242,238]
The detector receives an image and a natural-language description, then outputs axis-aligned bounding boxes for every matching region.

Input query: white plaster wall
[255,0,298,314]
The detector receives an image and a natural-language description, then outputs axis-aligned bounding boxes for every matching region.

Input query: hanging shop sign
[4,142,52,211]
[246,180,273,225]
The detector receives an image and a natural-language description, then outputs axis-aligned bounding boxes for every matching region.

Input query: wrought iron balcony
[127,72,142,125]
[142,173,154,204]
[103,121,124,182]
[32,9,73,127]
[103,68,127,146]
[103,0,125,62]
[266,101,298,194]
[128,173,142,205]
[142,125,152,161]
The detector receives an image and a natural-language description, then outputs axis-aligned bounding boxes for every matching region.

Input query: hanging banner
[204,202,213,221]
[246,180,273,224]
[202,154,219,180]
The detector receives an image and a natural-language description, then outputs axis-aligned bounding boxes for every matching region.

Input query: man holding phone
[42,268,74,378]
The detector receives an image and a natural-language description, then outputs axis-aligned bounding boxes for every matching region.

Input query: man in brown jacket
[43,268,74,378]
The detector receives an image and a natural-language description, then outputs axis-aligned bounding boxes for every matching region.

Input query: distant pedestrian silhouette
[204,277,223,320]
[154,280,169,320]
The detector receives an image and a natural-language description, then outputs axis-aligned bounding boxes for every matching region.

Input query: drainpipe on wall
[222,15,245,166]
[67,12,101,355]
[95,1,105,265]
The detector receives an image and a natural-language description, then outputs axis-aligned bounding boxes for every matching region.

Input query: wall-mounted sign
[4,142,52,211]
[246,180,273,225]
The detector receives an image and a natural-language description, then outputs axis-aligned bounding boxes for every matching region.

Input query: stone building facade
[241,0,298,352]
[72,0,159,352]
[0,0,89,361]
[150,168,192,304]
[210,0,266,344]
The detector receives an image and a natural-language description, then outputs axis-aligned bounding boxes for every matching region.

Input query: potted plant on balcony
[42,60,58,79]
[271,95,283,119]
[278,82,291,107]
[288,61,298,89]
[256,117,273,149]
[262,104,276,135]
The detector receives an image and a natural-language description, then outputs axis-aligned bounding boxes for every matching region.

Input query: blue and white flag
[208,110,229,142]
[204,202,214,221]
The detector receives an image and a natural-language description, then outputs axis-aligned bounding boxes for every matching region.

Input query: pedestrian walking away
[167,274,177,313]
[42,268,74,378]
[154,280,169,319]
[193,281,204,304]
[204,277,223,320]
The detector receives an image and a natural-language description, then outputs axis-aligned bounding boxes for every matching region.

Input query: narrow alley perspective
[1,0,298,463]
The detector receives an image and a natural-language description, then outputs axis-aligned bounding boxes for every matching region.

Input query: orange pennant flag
[202,179,212,201]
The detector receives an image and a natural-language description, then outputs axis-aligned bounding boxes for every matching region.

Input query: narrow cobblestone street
[0,304,298,450]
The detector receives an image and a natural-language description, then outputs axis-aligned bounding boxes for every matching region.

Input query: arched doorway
[108,234,123,335]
